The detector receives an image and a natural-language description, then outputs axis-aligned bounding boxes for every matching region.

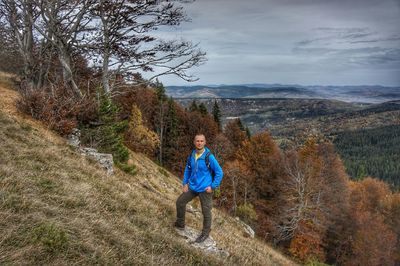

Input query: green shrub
[213,187,221,198]
[237,203,258,225]
[32,223,68,253]
[116,162,137,175]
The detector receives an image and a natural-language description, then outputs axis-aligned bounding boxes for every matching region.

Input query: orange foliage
[381,194,400,263]
[17,85,97,135]
[125,104,160,156]
[208,133,234,166]
[220,159,252,213]
[235,131,285,239]
[224,118,247,150]
[344,178,398,266]
[279,138,353,263]
[351,212,396,266]
[289,220,325,262]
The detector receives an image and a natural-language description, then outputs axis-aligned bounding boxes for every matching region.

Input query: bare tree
[276,150,325,243]
[91,0,206,95]
[0,0,38,87]
[154,81,167,165]
[1,0,206,97]
[34,0,95,97]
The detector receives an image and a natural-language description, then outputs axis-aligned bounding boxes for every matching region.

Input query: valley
[175,98,400,142]
[174,97,400,188]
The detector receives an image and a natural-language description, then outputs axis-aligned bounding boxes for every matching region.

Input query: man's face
[194,135,206,150]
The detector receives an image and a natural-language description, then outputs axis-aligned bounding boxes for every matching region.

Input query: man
[175,134,224,243]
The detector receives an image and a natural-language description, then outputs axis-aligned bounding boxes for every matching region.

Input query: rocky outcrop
[67,129,114,175]
[67,128,81,147]
[235,217,255,238]
[79,147,114,175]
[175,226,229,258]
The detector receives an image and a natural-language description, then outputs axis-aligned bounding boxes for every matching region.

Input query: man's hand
[205,186,212,193]
[182,184,189,193]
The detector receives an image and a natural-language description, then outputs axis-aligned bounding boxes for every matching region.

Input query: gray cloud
[154,0,400,86]
[350,36,400,44]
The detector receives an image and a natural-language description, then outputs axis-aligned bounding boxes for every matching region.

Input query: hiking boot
[174,221,185,230]
[194,233,209,243]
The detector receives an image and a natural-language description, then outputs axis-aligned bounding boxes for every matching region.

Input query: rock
[175,226,230,258]
[141,180,162,195]
[66,128,114,175]
[235,217,255,238]
[67,128,81,147]
[80,147,114,175]
[186,204,200,216]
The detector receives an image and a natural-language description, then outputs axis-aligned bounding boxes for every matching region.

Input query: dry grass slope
[0,73,296,265]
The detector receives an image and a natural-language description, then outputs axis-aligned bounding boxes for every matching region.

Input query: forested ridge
[1,1,400,265]
[334,125,400,188]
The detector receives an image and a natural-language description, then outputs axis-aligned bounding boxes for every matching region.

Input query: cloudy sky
[156,0,400,86]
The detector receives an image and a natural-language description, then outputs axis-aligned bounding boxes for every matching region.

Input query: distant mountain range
[166,84,400,103]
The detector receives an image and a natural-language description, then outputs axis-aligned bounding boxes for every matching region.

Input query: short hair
[194,133,206,140]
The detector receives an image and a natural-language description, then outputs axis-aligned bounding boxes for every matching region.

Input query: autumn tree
[342,178,398,266]
[222,159,251,215]
[277,139,351,262]
[381,193,400,264]
[126,104,159,156]
[278,140,325,244]
[224,118,247,160]
[236,131,284,239]
[208,133,233,167]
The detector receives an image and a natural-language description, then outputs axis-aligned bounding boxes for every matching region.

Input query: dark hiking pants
[176,189,213,235]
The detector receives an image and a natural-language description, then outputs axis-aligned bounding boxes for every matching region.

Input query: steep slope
[0,76,296,265]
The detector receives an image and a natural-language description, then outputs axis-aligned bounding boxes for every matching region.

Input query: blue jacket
[183,147,224,193]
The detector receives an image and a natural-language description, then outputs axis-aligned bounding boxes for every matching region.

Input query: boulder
[67,128,81,147]
[67,128,114,175]
[80,147,114,175]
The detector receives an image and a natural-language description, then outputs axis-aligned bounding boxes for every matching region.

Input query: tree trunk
[102,50,110,94]
[158,106,164,165]
[59,48,82,98]
[101,13,111,94]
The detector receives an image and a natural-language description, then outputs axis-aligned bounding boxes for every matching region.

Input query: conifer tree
[245,126,251,139]
[198,102,208,116]
[237,118,245,131]
[212,100,222,131]
[189,100,199,112]
[85,93,129,164]
[163,97,179,165]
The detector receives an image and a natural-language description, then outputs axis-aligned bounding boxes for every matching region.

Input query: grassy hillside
[0,76,295,265]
